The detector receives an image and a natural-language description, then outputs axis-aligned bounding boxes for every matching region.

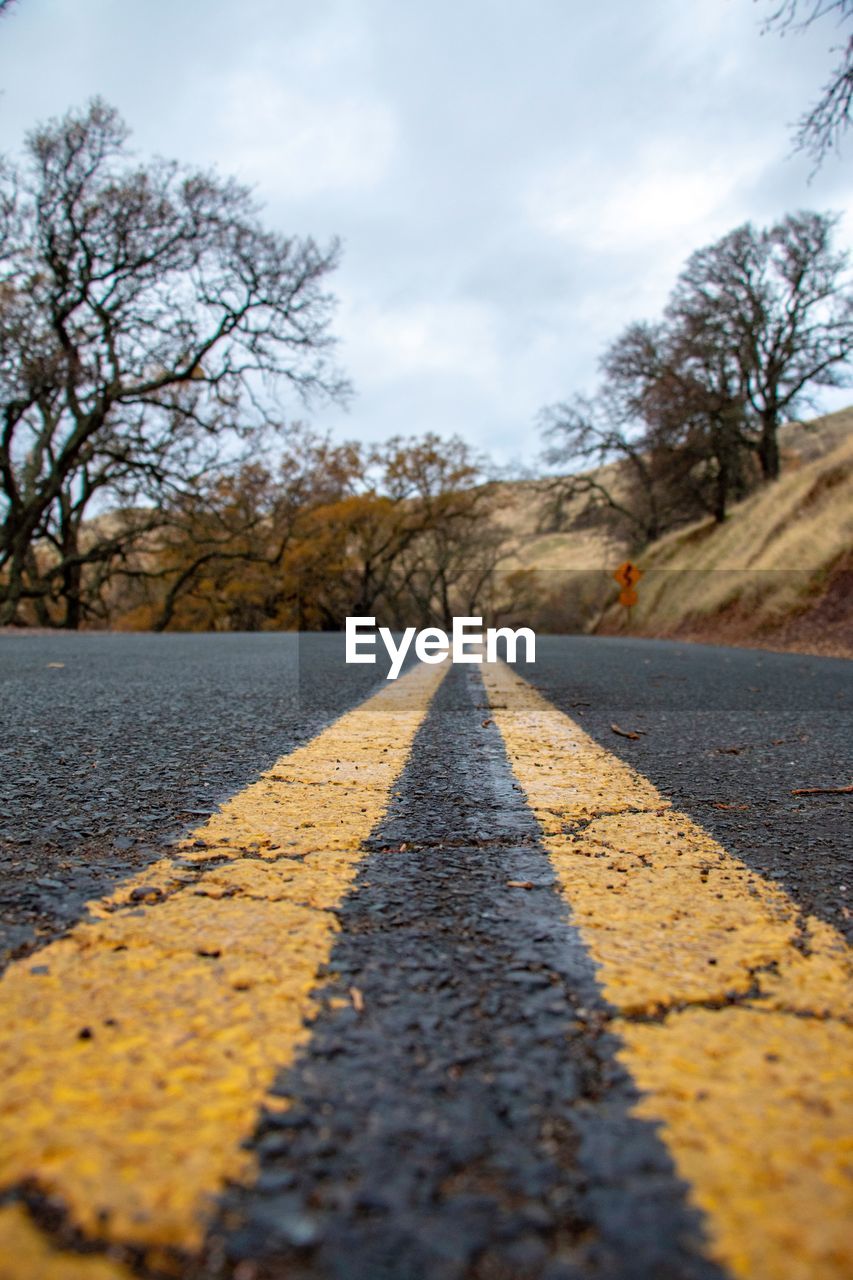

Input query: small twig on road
[791,785,853,796]
[611,723,644,740]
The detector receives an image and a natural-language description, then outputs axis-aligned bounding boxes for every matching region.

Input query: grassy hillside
[498,406,853,655]
[493,457,630,572]
[597,427,853,656]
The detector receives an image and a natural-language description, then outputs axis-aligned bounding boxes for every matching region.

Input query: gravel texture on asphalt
[1,633,850,1278]
[521,637,852,944]
[0,632,406,965]
[2,631,848,961]
[203,665,724,1280]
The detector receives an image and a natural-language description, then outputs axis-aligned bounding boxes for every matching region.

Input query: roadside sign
[618,587,639,608]
[613,561,643,589]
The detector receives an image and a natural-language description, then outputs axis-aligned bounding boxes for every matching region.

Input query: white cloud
[340,296,500,385]
[215,69,398,198]
[523,146,760,259]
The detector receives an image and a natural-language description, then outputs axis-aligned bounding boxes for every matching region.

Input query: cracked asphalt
[0,632,405,965]
[517,637,851,945]
[211,667,720,1280]
[0,633,850,1280]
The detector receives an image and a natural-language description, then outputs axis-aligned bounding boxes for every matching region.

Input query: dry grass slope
[598,410,853,657]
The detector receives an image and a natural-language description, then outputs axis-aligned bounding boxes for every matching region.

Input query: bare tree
[759,0,853,166]
[302,434,497,628]
[670,210,853,479]
[541,210,850,541]
[0,99,347,626]
[604,320,755,525]
[540,347,682,547]
[379,434,500,627]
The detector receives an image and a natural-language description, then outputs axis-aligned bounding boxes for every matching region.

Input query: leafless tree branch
[758,0,853,167]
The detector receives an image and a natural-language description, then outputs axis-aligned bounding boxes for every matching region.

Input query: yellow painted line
[0,659,447,1271]
[482,660,853,1280]
[0,1205,132,1280]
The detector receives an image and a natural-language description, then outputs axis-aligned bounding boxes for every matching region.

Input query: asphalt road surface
[0,633,850,1280]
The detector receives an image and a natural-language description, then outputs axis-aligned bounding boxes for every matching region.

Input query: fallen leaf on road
[507,880,534,890]
[611,723,643,740]
[481,718,493,727]
[790,785,853,796]
[711,802,750,810]
[716,745,745,755]
[349,986,365,1013]
[46,662,65,669]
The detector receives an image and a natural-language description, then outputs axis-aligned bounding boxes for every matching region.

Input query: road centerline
[0,658,448,1270]
[210,666,724,1280]
[482,659,853,1280]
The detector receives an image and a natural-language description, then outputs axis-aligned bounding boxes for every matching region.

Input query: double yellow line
[0,658,850,1280]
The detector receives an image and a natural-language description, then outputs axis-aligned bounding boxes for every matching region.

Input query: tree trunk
[0,582,20,625]
[26,550,52,626]
[60,529,83,629]
[713,460,729,524]
[62,576,82,629]
[758,414,781,480]
[0,547,25,625]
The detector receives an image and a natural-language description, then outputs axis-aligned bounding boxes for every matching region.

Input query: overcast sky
[1,0,851,466]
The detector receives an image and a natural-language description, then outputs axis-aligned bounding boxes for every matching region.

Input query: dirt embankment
[655,551,853,659]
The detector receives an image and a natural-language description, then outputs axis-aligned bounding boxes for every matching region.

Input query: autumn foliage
[101,432,528,633]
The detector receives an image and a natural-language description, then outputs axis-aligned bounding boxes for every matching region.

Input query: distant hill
[496,406,853,656]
